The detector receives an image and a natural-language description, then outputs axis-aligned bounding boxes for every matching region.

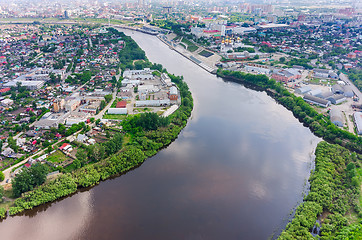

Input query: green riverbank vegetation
[217,69,362,154]
[216,69,362,239]
[0,29,193,219]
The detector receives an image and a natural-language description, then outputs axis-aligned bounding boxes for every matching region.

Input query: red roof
[24,163,31,168]
[0,87,11,93]
[116,101,127,108]
[203,30,220,33]
[59,143,70,150]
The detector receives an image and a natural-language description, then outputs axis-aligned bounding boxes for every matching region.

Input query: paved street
[340,73,361,104]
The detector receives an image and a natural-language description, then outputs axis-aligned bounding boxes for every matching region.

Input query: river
[0,30,319,240]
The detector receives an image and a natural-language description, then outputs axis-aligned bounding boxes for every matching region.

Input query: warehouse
[135,99,170,107]
[326,94,346,105]
[329,109,344,127]
[303,94,331,108]
[295,86,311,95]
[343,85,354,98]
[4,80,44,90]
[353,112,362,135]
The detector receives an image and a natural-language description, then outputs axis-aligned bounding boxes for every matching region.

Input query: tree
[280,57,286,63]
[76,148,88,166]
[12,163,48,197]
[0,171,4,182]
[0,185,4,202]
[99,100,106,110]
[104,94,113,103]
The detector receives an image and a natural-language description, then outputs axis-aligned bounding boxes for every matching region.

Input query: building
[169,86,178,100]
[34,112,68,129]
[0,87,11,95]
[303,94,331,108]
[161,73,172,87]
[116,101,127,108]
[308,89,323,98]
[108,108,127,115]
[138,85,158,94]
[295,86,311,94]
[245,63,270,74]
[313,69,330,79]
[1,98,14,106]
[65,98,81,112]
[135,99,170,107]
[3,80,44,90]
[343,85,354,98]
[329,109,344,127]
[332,84,344,94]
[353,112,362,135]
[79,101,101,114]
[272,68,301,83]
[123,68,153,81]
[326,94,346,105]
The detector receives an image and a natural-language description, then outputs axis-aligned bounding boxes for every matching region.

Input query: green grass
[103,114,127,120]
[173,35,182,41]
[47,150,68,163]
[357,168,362,211]
[188,45,199,52]
[199,50,214,57]
[134,107,153,112]
[181,38,198,52]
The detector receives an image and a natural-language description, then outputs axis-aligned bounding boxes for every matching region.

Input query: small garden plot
[47,150,69,163]
[199,50,214,58]
[103,114,127,120]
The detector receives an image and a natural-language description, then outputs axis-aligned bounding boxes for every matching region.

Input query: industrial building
[329,109,344,127]
[295,86,311,95]
[135,99,170,107]
[353,112,362,135]
[303,94,331,108]
[326,94,346,105]
[4,80,44,90]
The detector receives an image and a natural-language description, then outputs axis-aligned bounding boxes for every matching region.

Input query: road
[340,73,361,104]
[1,70,121,186]
[94,70,121,120]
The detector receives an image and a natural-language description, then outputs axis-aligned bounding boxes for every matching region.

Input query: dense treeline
[9,174,78,215]
[217,69,362,153]
[12,163,48,197]
[3,68,193,218]
[347,69,362,92]
[107,28,147,70]
[279,142,362,239]
[122,112,170,134]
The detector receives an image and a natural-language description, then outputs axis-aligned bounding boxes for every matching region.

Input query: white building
[135,99,170,107]
[1,98,14,106]
[353,112,362,135]
[108,108,128,114]
[4,80,44,90]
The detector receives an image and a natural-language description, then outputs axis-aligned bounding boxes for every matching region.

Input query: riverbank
[156,34,218,74]
[216,69,362,239]
[0,71,193,219]
[279,141,362,239]
[217,69,362,154]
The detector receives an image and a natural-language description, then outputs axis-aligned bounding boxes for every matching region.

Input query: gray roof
[354,112,362,135]
[329,109,343,126]
[303,94,330,107]
[332,84,344,93]
[295,86,311,94]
